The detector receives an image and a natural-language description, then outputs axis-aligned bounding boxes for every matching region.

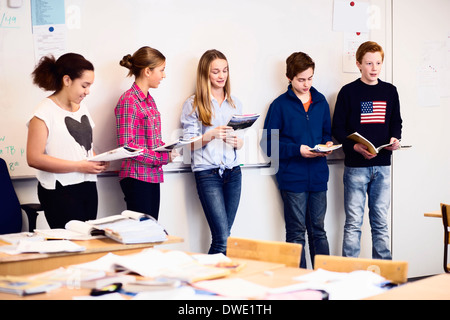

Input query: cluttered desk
[0,236,183,276]
[1,241,449,300]
[0,210,448,301]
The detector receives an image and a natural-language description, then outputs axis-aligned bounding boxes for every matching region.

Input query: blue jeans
[343,166,392,259]
[195,166,242,255]
[280,190,329,268]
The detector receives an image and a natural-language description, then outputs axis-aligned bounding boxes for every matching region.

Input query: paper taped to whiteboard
[333,0,370,33]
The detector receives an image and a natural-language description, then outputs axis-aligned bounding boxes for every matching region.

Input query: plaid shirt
[115,83,169,183]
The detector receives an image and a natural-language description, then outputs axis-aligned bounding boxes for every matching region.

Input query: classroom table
[367,273,450,300]
[0,235,183,276]
[0,256,291,300]
[1,260,449,300]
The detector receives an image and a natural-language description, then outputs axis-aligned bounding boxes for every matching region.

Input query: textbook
[0,276,61,296]
[86,210,168,244]
[152,136,202,152]
[35,211,168,244]
[309,144,342,153]
[88,146,143,162]
[347,132,395,155]
[75,249,231,283]
[227,114,260,130]
[35,220,106,240]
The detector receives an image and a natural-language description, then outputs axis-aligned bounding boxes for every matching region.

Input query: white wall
[391,0,450,277]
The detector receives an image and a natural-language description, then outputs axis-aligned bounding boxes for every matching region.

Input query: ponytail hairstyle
[120,46,166,78]
[31,53,94,92]
[193,49,235,127]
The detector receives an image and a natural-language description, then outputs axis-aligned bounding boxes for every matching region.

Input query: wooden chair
[226,237,302,268]
[314,255,409,284]
[440,203,450,273]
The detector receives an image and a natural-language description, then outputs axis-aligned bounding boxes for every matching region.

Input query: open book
[86,211,168,244]
[347,132,395,155]
[309,144,342,153]
[35,211,168,244]
[35,220,105,241]
[88,146,143,162]
[227,114,260,130]
[153,136,202,152]
[74,249,231,283]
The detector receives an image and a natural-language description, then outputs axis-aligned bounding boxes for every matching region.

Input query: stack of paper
[0,276,61,296]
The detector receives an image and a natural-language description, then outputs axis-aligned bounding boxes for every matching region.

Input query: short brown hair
[286,52,315,80]
[356,41,384,64]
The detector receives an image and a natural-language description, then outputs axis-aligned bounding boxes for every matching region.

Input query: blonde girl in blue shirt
[181,49,244,254]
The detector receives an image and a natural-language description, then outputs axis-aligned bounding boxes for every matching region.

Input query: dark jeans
[120,178,160,220]
[195,166,242,255]
[38,181,98,229]
[280,190,330,268]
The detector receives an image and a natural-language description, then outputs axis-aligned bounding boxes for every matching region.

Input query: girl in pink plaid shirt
[115,46,176,220]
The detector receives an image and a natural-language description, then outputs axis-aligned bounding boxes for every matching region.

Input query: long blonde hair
[193,49,235,126]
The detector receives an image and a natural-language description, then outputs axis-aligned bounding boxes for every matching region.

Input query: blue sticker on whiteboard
[49,26,54,32]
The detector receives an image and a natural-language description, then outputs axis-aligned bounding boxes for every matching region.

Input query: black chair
[0,158,42,234]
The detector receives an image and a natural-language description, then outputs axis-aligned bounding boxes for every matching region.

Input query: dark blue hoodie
[261,85,331,193]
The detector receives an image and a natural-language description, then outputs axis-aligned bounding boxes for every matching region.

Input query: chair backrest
[314,255,409,284]
[226,237,302,268]
[441,204,450,236]
[0,158,22,234]
[440,203,450,273]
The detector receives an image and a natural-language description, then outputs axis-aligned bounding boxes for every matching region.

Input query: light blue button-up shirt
[180,95,243,173]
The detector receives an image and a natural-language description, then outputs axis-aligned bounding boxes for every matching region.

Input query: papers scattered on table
[15,240,86,254]
[0,237,86,255]
[0,232,44,244]
[288,269,388,300]
[193,278,268,299]
[73,249,231,283]
[190,269,389,300]
[30,267,107,285]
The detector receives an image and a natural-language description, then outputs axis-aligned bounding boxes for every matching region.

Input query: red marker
[350,1,355,6]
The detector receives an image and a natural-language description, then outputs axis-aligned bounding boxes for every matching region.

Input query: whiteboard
[0,0,391,177]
